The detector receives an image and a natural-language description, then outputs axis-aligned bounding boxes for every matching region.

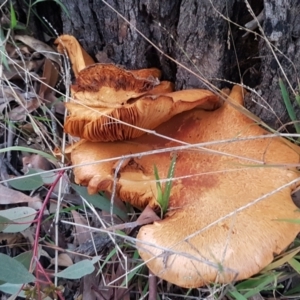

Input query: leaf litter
[0,25,140,299]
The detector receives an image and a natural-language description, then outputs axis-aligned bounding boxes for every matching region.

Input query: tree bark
[15,0,300,129]
[245,1,300,128]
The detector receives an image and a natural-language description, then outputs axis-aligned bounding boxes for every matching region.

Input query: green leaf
[0,253,35,283]
[0,283,26,298]
[14,251,33,270]
[34,168,58,185]
[0,215,10,232]
[9,169,44,191]
[72,184,127,220]
[0,207,37,233]
[55,257,100,279]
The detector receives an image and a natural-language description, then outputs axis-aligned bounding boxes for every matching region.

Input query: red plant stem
[29,170,65,300]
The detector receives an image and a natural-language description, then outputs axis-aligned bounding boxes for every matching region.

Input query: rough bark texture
[60,0,182,82]
[245,0,300,128]
[13,0,300,129]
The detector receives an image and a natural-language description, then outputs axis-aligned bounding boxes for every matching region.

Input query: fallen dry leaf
[22,154,53,173]
[0,184,39,205]
[0,232,24,247]
[39,58,59,100]
[9,98,40,121]
[51,253,73,267]
[82,269,101,300]
[71,210,91,245]
[3,59,44,80]
[106,205,160,231]
[15,35,61,66]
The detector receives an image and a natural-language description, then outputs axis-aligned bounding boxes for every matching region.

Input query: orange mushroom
[55,36,221,142]
[64,63,219,141]
[68,85,300,287]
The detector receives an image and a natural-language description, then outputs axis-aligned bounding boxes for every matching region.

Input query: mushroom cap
[64,89,220,142]
[55,34,95,77]
[68,86,300,287]
[70,63,164,108]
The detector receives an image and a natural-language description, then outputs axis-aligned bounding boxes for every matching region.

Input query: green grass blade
[9,1,17,29]
[227,290,247,300]
[242,274,278,298]
[154,165,163,202]
[279,78,300,134]
[97,248,117,274]
[0,28,10,70]
[284,283,300,296]
[288,257,300,274]
[296,94,300,107]
[162,154,177,213]
[275,218,300,224]
[0,146,55,160]
[53,0,70,17]
[31,0,70,17]
[154,156,176,218]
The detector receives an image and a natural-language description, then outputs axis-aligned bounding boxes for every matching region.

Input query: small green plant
[153,154,177,218]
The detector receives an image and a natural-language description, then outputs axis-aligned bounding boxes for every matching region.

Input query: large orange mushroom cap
[69,85,300,287]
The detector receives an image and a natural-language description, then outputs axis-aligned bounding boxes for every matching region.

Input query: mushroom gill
[64,89,219,142]
[68,85,300,287]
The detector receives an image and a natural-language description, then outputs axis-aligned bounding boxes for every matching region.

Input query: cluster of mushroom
[56,35,300,288]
